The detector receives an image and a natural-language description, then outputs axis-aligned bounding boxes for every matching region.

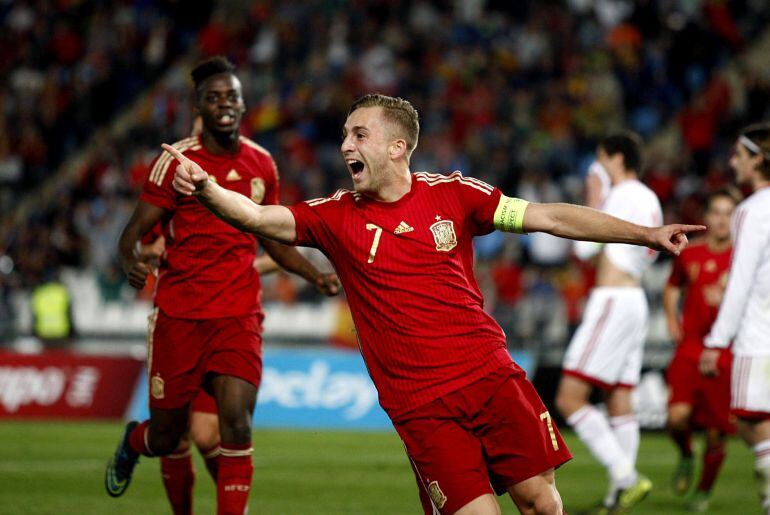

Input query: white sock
[610,414,640,466]
[754,440,770,511]
[568,405,636,488]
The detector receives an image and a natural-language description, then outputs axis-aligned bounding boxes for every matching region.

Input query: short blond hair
[349,94,420,159]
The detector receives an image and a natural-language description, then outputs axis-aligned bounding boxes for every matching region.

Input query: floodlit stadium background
[1,1,769,513]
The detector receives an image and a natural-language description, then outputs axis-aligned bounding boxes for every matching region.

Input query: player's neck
[202,130,240,155]
[368,168,412,203]
[610,171,637,186]
[706,236,730,253]
[752,176,770,193]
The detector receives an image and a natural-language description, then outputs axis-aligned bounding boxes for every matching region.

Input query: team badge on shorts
[150,373,165,399]
[430,218,457,252]
[428,480,447,509]
[250,178,265,204]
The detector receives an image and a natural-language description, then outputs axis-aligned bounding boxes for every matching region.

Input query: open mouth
[347,159,365,177]
[216,112,236,126]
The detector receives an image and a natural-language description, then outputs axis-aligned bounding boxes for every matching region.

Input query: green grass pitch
[0,421,761,514]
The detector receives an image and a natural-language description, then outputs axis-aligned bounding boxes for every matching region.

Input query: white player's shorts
[731,355,770,419]
[562,287,648,390]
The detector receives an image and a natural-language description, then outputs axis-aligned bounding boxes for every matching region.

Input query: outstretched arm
[521,202,703,256]
[165,143,297,244]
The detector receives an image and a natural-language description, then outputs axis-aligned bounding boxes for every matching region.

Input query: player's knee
[218,412,252,444]
[533,493,562,515]
[149,430,185,456]
[555,389,579,418]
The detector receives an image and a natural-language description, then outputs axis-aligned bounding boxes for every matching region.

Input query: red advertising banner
[0,352,143,419]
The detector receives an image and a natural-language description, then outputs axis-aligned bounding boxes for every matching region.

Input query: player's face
[729,141,762,185]
[197,74,245,136]
[341,106,392,194]
[704,196,735,241]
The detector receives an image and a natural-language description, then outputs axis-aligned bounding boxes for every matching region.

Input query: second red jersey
[140,135,279,319]
[288,172,517,419]
[667,240,732,360]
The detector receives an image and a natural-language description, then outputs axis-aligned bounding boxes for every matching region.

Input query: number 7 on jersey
[366,223,383,263]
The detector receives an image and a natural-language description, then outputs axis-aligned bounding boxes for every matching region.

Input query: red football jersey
[288,172,519,419]
[667,240,732,360]
[140,135,279,319]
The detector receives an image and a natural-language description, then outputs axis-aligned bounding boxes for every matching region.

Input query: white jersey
[574,179,663,278]
[705,187,770,357]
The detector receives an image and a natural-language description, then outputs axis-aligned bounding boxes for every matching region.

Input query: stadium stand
[2,0,770,355]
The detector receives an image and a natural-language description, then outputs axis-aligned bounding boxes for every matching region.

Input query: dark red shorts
[667,352,734,433]
[392,364,572,515]
[147,308,263,410]
[191,389,218,414]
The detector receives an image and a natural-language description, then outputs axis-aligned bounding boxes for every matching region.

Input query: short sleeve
[451,174,504,236]
[287,192,345,252]
[139,152,178,211]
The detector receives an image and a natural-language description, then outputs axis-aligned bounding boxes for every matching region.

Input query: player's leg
[158,390,219,515]
[685,428,727,512]
[190,390,221,480]
[666,352,700,495]
[160,433,195,515]
[474,367,569,515]
[204,313,262,515]
[556,375,634,497]
[105,404,190,497]
[106,309,207,499]
[607,386,639,467]
[506,469,562,515]
[212,374,257,515]
[732,355,770,512]
[667,402,694,495]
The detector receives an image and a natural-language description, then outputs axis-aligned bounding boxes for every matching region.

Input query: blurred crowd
[2,0,770,342]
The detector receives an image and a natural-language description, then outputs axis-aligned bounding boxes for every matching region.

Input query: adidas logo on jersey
[394,222,414,234]
[226,169,242,181]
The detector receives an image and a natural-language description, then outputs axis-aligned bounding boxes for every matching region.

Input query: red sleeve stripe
[305,189,351,206]
[149,137,200,185]
[414,171,493,195]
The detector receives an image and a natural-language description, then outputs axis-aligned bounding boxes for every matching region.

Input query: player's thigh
[205,315,263,397]
[668,402,693,429]
[606,386,634,417]
[149,310,211,409]
[149,405,191,454]
[507,469,562,515]
[395,415,492,515]
[564,290,644,386]
[478,373,571,495]
[454,493,501,515]
[555,374,593,416]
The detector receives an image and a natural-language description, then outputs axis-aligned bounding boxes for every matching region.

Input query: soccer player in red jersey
[663,187,741,511]
[105,57,339,515]
[168,94,703,514]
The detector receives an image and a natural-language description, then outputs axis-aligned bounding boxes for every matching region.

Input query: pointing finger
[161,143,189,164]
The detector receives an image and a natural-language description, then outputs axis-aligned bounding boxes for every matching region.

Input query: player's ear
[389,139,407,160]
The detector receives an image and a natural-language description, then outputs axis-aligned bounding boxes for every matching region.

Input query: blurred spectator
[30,269,75,347]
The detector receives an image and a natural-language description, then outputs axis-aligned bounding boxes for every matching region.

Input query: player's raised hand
[163,143,209,195]
[315,273,341,296]
[648,224,706,256]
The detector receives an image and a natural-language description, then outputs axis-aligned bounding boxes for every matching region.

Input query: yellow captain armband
[493,195,529,233]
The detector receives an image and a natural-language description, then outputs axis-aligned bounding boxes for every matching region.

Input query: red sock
[669,427,693,457]
[697,442,726,492]
[161,452,195,515]
[217,443,253,515]
[128,420,155,457]
[200,444,220,481]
